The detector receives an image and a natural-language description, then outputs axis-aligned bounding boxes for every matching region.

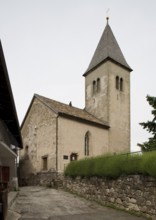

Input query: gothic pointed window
[85,131,90,156]
[116,76,119,90]
[97,78,100,92]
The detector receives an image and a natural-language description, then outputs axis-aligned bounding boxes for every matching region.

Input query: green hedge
[64,151,156,179]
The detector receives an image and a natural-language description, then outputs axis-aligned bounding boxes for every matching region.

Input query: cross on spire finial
[106,8,110,25]
[106,16,109,24]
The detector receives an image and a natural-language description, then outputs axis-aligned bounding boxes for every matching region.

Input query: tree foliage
[138,95,156,151]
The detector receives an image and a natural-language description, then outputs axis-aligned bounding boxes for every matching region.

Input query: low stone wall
[19,171,63,188]
[63,175,156,219]
[19,172,156,219]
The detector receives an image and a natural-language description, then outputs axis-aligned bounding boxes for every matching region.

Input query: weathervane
[106,8,110,24]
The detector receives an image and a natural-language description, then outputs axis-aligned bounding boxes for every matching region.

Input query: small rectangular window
[42,156,48,170]
[63,155,68,160]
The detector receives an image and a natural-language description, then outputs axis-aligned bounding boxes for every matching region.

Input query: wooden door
[0,167,10,183]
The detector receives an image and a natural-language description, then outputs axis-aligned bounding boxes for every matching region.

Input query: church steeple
[84,20,132,76]
[84,20,131,153]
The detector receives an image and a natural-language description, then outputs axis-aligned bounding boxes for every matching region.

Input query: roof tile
[35,94,109,128]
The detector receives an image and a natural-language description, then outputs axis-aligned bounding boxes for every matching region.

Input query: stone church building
[20,19,132,175]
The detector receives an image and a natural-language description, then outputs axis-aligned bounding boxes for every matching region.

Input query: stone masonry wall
[19,173,156,219]
[19,171,63,188]
[63,175,156,220]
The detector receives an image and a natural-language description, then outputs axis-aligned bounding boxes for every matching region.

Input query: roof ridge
[34,94,109,128]
[35,93,84,112]
[35,94,58,114]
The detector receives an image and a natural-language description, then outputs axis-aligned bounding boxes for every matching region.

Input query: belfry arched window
[116,76,119,90]
[84,131,90,156]
[97,78,100,92]
[116,76,123,92]
[120,78,123,91]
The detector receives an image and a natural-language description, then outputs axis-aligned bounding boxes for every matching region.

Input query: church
[19,19,132,175]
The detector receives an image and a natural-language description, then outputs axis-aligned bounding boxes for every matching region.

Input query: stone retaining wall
[19,172,63,188]
[63,175,156,219]
[19,173,156,219]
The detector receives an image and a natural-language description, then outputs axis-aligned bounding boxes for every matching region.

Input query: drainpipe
[56,116,58,172]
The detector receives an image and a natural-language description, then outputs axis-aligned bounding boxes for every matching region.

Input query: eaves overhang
[0,41,23,148]
[58,112,110,129]
[0,141,17,159]
[83,57,133,77]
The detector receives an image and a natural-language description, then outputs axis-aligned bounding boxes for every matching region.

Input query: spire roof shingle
[84,22,132,75]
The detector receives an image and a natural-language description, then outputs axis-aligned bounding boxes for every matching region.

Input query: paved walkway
[8,191,18,208]
[7,186,147,220]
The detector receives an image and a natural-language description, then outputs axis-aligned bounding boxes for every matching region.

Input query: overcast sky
[0,0,155,151]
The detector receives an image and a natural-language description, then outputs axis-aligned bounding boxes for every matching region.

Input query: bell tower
[83,19,132,153]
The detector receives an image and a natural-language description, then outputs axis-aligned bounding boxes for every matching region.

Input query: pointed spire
[84,21,132,76]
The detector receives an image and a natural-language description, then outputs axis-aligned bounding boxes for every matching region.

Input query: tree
[138,95,156,152]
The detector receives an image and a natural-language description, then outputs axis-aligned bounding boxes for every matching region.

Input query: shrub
[64,151,156,178]
[121,154,142,175]
[92,155,125,178]
[65,158,94,178]
[141,151,156,177]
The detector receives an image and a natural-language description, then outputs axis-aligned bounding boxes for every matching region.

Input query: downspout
[56,116,58,172]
